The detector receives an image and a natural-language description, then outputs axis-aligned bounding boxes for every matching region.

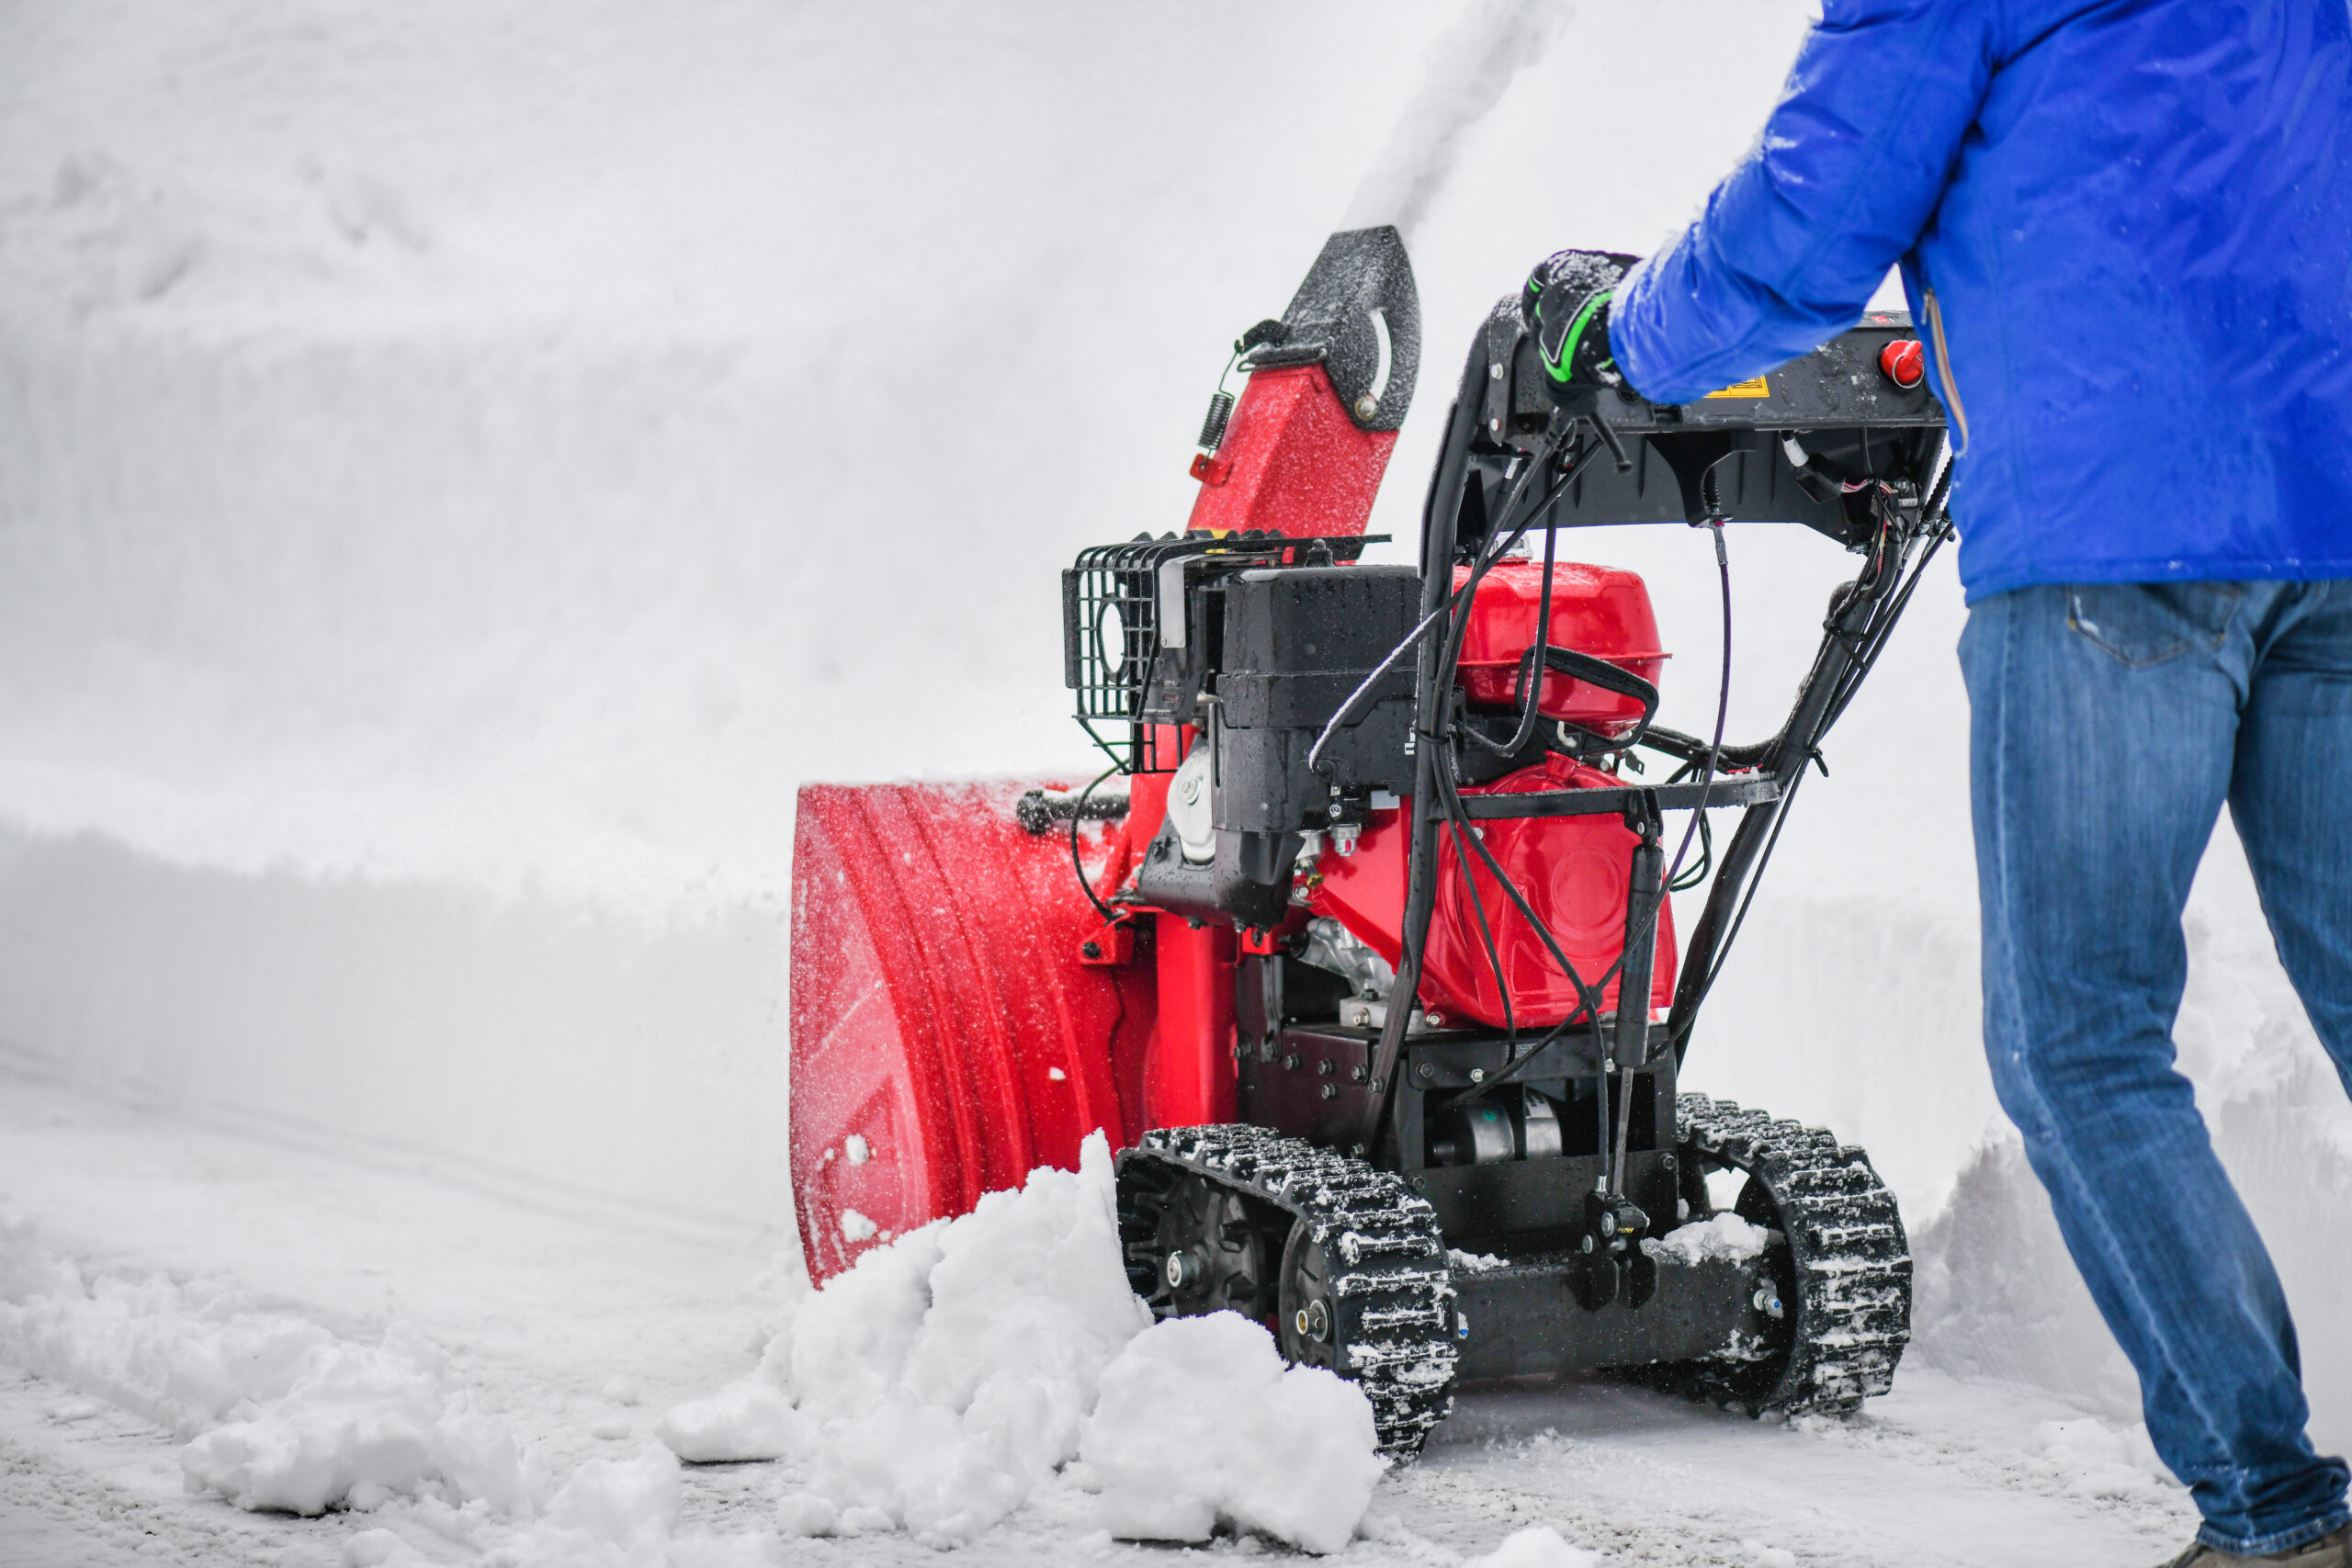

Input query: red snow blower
[791,227,1943,1455]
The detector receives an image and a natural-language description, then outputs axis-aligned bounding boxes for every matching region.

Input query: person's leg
[2229,580,2352,1100]
[1962,581,2347,1555]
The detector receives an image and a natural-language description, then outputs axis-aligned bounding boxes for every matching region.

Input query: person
[1522,3,2352,1563]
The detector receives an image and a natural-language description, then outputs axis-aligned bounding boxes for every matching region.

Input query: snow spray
[1340,0,1572,242]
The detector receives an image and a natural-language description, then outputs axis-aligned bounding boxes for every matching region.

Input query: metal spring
[1197,389,1236,453]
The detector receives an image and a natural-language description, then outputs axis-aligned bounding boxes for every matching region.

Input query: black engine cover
[1213,564,1419,835]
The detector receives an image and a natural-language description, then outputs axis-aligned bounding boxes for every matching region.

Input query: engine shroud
[1107,546,1673,1031]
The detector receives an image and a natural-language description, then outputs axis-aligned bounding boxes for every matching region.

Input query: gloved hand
[1522,249,1640,400]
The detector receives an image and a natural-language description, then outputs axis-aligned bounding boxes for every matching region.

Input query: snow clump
[1080,1311,1385,1555]
[180,1325,537,1515]
[653,1379,809,1463]
[1464,1526,1600,1568]
[1643,1212,1770,1265]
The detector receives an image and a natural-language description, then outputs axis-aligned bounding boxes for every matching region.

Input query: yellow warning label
[1702,376,1771,399]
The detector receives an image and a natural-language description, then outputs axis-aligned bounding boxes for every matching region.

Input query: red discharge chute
[788,781,1152,1283]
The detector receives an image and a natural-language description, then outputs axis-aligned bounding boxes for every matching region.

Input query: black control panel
[1477,308,1946,547]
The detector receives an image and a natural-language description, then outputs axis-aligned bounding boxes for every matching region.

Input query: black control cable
[1664,522,1733,891]
[1069,761,1124,926]
[1668,457,1956,1036]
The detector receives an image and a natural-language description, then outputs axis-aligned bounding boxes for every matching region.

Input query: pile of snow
[764,1131,1151,1542]
[1644,1213,1771,1266]
[0,1213,537,1516]
[1081,1313,1385,1555]
[656,1134,1385,1552]
[179,1325,536,1516]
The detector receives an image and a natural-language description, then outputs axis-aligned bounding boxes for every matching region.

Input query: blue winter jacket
[1609,0,2352,603]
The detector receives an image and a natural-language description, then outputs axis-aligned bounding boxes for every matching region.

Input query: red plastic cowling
[1307,758,1678,1032]
[1145,913,1237,1129]
[789,782,1153,1282]
[1454,561,1668,734]
[1186,364,1396,538]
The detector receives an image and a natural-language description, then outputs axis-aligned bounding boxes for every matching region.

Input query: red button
[1880,338,1926,389]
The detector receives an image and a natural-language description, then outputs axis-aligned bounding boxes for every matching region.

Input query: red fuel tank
[1453,561,1666,736]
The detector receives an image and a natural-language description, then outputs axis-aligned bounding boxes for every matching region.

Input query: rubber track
[1666,1093,1912,1415]
[1118,1124,1459,1459]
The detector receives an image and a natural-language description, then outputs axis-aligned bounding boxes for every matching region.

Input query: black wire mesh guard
[1060,534,1379,774]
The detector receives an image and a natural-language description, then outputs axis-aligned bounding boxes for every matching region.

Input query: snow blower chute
[791,227,1941,1455]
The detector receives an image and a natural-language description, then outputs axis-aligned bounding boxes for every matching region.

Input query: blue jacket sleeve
[1611,0,1999,404]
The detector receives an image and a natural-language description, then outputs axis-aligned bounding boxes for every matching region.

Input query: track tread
[1117,1124,1457,1459]
[1657,1093,1912,1416]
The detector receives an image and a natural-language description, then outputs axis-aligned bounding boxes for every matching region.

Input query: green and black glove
[1522,249,1640,400]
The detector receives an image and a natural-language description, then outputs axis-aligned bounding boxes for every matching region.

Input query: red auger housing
[792,227,1944,1450]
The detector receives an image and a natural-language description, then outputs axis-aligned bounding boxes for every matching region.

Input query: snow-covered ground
[0,1073,2201,1566]
[3,0,2349,1561]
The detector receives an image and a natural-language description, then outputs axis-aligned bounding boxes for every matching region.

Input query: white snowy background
[1,1,2346,1563]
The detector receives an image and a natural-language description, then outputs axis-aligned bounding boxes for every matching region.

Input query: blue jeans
[1962,581,2352,1556]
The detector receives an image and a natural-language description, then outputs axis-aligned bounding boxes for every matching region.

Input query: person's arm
[1609,0,1999,405]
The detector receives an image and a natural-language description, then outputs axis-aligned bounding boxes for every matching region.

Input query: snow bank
[1082,1313,1385,1555]
[768,1134,1153,1543]
[180,1327,536,1516]
[0,1213,539,1516]
[504,1444,680,1562]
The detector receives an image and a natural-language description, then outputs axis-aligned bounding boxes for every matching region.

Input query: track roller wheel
[1143,1172,1269,1319]
[1275,1221,1340,1372]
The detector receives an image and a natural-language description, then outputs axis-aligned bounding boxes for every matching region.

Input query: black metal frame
[1360,304,1953,1151]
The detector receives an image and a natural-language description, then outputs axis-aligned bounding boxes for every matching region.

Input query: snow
[1643,1214,1771,1267]
[0,0,2347,1559]
[0,1073,2213,1562]
[1,1213,537,1517]
[1081,1313,1385,1554]
[667,1134,1182,1548]
[647,1139,1376,1552]
[1465,1527,1600,1568]
[652,1382,808,1466]
[179,1332,535,1517]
